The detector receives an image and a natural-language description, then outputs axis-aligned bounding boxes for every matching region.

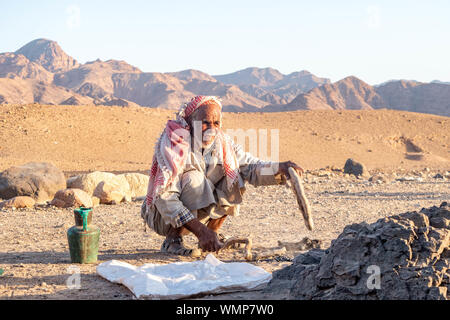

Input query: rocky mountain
[111,72,266,110]
[53,63,296,110]
[15,38,79,73]
[0,78,94,105]
[264,76,385,112]
[237,84,288,105]
[0,38,449,116]
[272,70,332,101]
[0,40,280,109]
[167,69,217,82]
[0,40,141,107]
[376,80,450,116]
[0,52,55,83]
[374,79,421,87]
[265,77,450,117]
[431,80,450,85]
[214,67,285,87]
[53,59,141,98]
[214,68,330,102]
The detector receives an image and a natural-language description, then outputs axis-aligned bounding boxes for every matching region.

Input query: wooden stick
[288,167,314,231]
[222,237,253,261]
[252,246,287,260]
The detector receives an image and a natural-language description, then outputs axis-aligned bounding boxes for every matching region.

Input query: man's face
[189,103,222,147]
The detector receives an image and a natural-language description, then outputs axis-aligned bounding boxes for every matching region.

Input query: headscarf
[145,96,239,211]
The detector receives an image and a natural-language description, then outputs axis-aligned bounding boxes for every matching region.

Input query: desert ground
[0,104,448,299]
[0,104,448,173]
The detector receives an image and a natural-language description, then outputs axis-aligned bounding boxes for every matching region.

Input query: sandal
[161,237,201,257]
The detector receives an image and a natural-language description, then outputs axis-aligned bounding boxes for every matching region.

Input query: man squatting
[141,95,303,257]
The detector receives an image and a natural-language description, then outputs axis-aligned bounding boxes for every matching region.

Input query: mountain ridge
[0,38,448,117]
[0,39,328,110]
[15,38,80,73]
[263,76,449,117]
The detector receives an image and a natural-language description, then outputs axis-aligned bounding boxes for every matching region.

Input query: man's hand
[278,161,304,179]
[184,218,224,252]
[197,227,224,252]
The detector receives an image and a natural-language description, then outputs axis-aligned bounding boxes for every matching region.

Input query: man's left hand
[278,161,304,179]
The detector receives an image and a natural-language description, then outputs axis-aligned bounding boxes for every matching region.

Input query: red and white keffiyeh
[145,96,239,210]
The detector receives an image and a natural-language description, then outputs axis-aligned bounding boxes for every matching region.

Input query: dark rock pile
[265,202,449,300]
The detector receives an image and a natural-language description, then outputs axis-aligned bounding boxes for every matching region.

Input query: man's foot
[161,237,201,257]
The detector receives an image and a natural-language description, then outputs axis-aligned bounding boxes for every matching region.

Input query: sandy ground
[0,104,449,299]
[0,170,448,300]
[0,104,448,173]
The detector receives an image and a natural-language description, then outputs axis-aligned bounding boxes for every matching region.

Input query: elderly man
[141,95,303,257]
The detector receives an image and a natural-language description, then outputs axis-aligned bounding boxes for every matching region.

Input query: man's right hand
[184,218,224,252]
[197,227,224,252]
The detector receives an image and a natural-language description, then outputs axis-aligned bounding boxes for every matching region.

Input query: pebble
[396,176,423,182]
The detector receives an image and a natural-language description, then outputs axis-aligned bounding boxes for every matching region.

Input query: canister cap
[74,207,92,214]
[74,207,92,231]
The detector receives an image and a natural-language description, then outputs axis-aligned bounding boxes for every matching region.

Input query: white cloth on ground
[96,254,272,299]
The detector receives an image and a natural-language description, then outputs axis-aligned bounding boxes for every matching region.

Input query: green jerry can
[67,207,100,264]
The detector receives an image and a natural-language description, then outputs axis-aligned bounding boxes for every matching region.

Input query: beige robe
[141,138,285,236]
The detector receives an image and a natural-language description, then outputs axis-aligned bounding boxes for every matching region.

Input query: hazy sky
[1,0,449,85]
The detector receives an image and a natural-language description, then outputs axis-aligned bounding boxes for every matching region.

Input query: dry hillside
[2,39,449,116]
[0,104,448,174]
[265,77,450,117]
[215,68,330,102]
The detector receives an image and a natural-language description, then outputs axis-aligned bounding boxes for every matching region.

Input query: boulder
[264,202,450,300]
[0,162,66,203]
[0,196,35,209]
[93,176,132,204]
[343,158,369,177]
[66,175,79,188]
[67,171,117,195]
[50,188,93,208]
[68,171,133,205]
[91,196,100,207]
[118,173,149,198]
[50,198,66,208]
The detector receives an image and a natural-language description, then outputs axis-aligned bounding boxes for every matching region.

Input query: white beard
[202,129,217,147]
